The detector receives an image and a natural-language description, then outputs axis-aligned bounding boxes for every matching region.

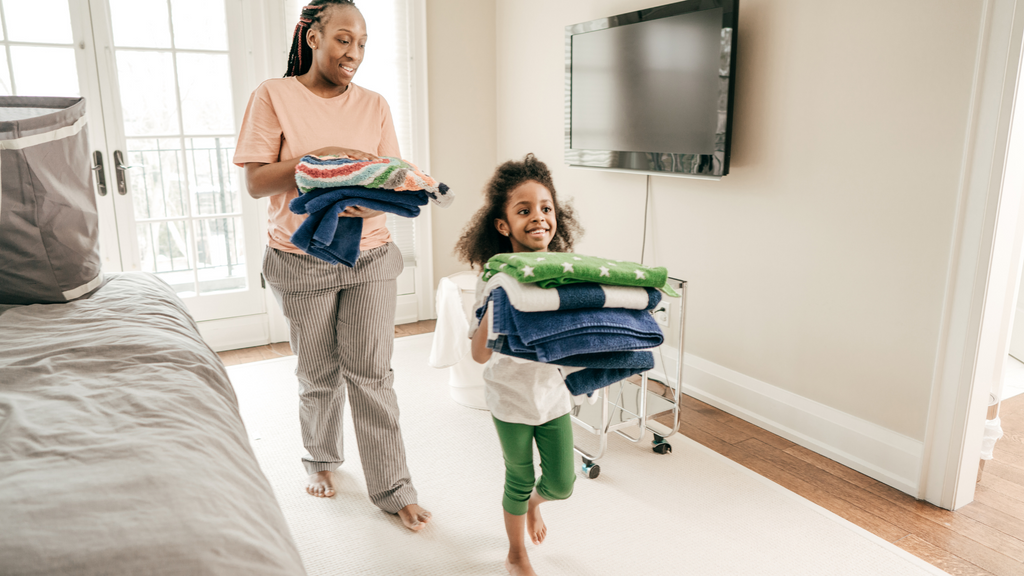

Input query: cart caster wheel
[582,462,601,479]
[652,435,672,455]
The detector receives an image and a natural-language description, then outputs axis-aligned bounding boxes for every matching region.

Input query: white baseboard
[203,295,423,353]
[652,348,923,496]
[395,293,419,325]
[198,314,272,353]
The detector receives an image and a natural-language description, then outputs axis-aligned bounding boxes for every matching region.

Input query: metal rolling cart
[570,277,687,479]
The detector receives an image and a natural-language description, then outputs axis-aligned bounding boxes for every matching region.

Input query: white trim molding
[198,313,272,353]
[652,349,923,495]
[409,0,436,320]
[921,0,1024,510]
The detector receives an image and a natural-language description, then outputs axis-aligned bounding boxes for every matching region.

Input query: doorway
[4,0,435,350]
[921,0,1024,510]
[77,0,265,325]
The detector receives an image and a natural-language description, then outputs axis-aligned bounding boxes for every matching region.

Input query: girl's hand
[471,309,493,364]
[315,146,380,161]
[339,206,384,219]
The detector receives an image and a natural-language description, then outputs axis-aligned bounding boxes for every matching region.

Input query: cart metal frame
[570,278,687,478]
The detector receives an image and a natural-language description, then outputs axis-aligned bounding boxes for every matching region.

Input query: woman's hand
[314,146,380,161]
[339,206,384,219]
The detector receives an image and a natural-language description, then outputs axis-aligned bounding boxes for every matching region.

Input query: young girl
[455,153,584,576]
[233,0,430,531]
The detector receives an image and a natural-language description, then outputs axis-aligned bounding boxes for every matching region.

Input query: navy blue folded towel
[491,337,654,396]
[477,287,663,395]
[482,287,663,363]
[289,186,428,266]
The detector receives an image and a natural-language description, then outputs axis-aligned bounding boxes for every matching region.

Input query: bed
[0,272,307,575]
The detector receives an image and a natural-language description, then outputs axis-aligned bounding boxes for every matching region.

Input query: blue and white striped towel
[478,272,661,313]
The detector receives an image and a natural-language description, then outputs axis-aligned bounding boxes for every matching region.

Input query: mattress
[0,272,306,575]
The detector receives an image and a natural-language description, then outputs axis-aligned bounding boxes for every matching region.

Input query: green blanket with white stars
[482,252,679,297]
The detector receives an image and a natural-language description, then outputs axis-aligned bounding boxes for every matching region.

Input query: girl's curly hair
[454,153,583,270]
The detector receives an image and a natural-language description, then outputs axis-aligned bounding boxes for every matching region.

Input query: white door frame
[71,0,435,349]
[920,0,1024,510]
[68,0,122,272]
[84,0,268,324]
[409,0,437,321]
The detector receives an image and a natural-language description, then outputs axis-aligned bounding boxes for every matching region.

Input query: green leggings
[492,413,576,516]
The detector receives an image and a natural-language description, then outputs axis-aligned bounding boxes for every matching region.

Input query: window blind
[283,0,419,266]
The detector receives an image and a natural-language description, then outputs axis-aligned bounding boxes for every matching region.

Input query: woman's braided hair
[284,1,359,77]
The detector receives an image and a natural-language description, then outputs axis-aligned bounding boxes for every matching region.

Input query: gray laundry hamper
[0,96,101,305]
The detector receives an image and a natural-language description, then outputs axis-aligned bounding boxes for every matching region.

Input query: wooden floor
[218,321,1024,576]
[216,320,436,366]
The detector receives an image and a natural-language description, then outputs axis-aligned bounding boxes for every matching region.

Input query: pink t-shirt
[233,77,401,254]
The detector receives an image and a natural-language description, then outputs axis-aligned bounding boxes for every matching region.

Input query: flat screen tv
[565,0,738,179]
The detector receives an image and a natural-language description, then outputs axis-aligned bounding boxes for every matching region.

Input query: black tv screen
[565,0,738,178]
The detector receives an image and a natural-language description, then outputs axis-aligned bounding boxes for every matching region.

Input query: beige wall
[426,0,497,281]
[482,0,985,440]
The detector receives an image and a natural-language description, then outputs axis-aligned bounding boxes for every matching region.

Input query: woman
[232,0,430,532]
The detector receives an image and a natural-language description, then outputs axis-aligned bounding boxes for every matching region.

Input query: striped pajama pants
[262,243,418,514]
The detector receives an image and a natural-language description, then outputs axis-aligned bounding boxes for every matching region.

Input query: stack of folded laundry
[290,155,454,266]
[475,252,678,396]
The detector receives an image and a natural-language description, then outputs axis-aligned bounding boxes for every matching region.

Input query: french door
[3,0,433,348]
[75,0,265,326]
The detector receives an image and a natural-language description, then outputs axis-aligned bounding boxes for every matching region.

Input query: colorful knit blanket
[295,155,453,207]
[482,252,678,297]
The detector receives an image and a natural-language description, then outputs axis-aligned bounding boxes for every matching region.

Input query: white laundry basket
[429,271,488,410]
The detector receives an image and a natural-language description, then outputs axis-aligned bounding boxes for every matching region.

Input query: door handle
[91,150,107,196]
[113,149,136,196]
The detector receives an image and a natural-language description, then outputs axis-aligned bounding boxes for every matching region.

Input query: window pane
[177,53,234,134]
[186,137,239,216]
[109,0,171,49]
[127,138,188,221]
[195,217,246,294]
[137,220,195,297]
[116,50,178,136]
[0,49,10,95]
[171,0,228,51]
[4,0,73,43]
[10,46,79,97]
[351,0,413,160]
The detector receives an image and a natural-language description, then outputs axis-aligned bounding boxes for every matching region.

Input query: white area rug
[228,334,947,576]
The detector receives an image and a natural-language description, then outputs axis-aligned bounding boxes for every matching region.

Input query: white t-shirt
[470,278,572,425]
[483,352,572,426]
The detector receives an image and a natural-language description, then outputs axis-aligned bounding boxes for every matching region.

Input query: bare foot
[305,471,336,498]
[397,503,432,531]
[505,552,538,576]
[526,492,547,545]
